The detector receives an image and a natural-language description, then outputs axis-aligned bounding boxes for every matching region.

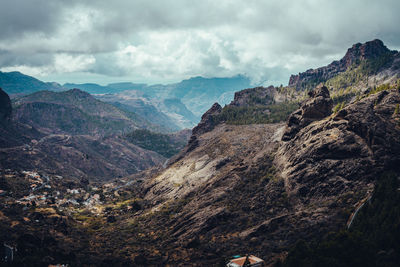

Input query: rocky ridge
[289,39,399,90]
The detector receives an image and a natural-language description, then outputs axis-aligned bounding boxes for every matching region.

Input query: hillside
[125,129,190,158]
[12,89,165,135]
[0,71,63,95]
[0,88,168,181]
[0,134,165,181]
[94,84,400,266]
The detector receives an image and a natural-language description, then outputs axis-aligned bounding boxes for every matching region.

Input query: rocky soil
[102,85,400,266]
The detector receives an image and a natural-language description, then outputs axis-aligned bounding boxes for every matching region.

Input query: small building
[227,255,265,267]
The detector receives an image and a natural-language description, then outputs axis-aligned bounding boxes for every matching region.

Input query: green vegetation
[367,83,392,96]
[359,52,395,75]
[332,102,345,114]
[214,102,299,125]
[394,104,400,116]
[278,172,400,267]
[125,129,186,158]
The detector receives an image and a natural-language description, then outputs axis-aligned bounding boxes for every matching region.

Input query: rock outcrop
[276,88,400,201]
[191,102,222,136]
[0,88,12,121]
[230,86,277,107]
[282,85,333,141]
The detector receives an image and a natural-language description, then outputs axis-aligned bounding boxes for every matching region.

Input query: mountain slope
[0,89,167,181]
[1,39,400,266]
[12,89,163,135]
[0,71,63,95]
[0,134,165,181]
[79,81,400,265]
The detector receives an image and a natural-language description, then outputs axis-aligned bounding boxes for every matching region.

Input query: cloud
[0,0,400,85]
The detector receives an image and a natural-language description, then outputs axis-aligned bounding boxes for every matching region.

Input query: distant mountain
[0,71,63,95]
[144,75,252,116]
[95,92,183,131]
[96,75,251,129]
[68,75,252,118]
[63,82,147,94]
[107,82,147,91]
[13,89,165,135]
[0,71,251,127]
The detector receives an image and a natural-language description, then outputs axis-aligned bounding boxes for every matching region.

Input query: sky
[0,0,400,86]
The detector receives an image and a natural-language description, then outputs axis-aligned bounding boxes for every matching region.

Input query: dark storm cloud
[0,0,76,39]
[1,0,400,84]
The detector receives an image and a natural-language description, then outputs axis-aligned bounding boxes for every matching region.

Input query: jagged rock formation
[289,39,399,90]
[282,85,333,141]
[192,102,222,136]
[0,88,12,121]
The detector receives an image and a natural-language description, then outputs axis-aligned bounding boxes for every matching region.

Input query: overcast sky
[0,0,399,86]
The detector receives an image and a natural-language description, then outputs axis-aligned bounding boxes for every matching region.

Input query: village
[0,168,137,264]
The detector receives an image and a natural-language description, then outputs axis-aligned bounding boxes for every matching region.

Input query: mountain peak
[341,39,392,68]
[289,39,397,90]
[65,88,92,97]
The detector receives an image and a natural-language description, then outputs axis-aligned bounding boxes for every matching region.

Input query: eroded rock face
[276,89,400,202]
[230,86,277,107]
[282,85,333,141]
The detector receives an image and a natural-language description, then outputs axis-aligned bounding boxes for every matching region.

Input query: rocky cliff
[289,39,399,90]
[282,84,333,141]
[0,88,12,121]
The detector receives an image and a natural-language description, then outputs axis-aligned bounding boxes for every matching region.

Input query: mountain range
[0,39,400,266]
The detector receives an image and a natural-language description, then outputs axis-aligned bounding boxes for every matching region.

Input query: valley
[1,39,400,266]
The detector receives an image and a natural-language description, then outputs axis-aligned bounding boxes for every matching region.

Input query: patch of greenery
[333,102,345,114]
[215,102,299,125]
[125,129,185,158]
[367,83,392,96]
[278,172,400,267]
